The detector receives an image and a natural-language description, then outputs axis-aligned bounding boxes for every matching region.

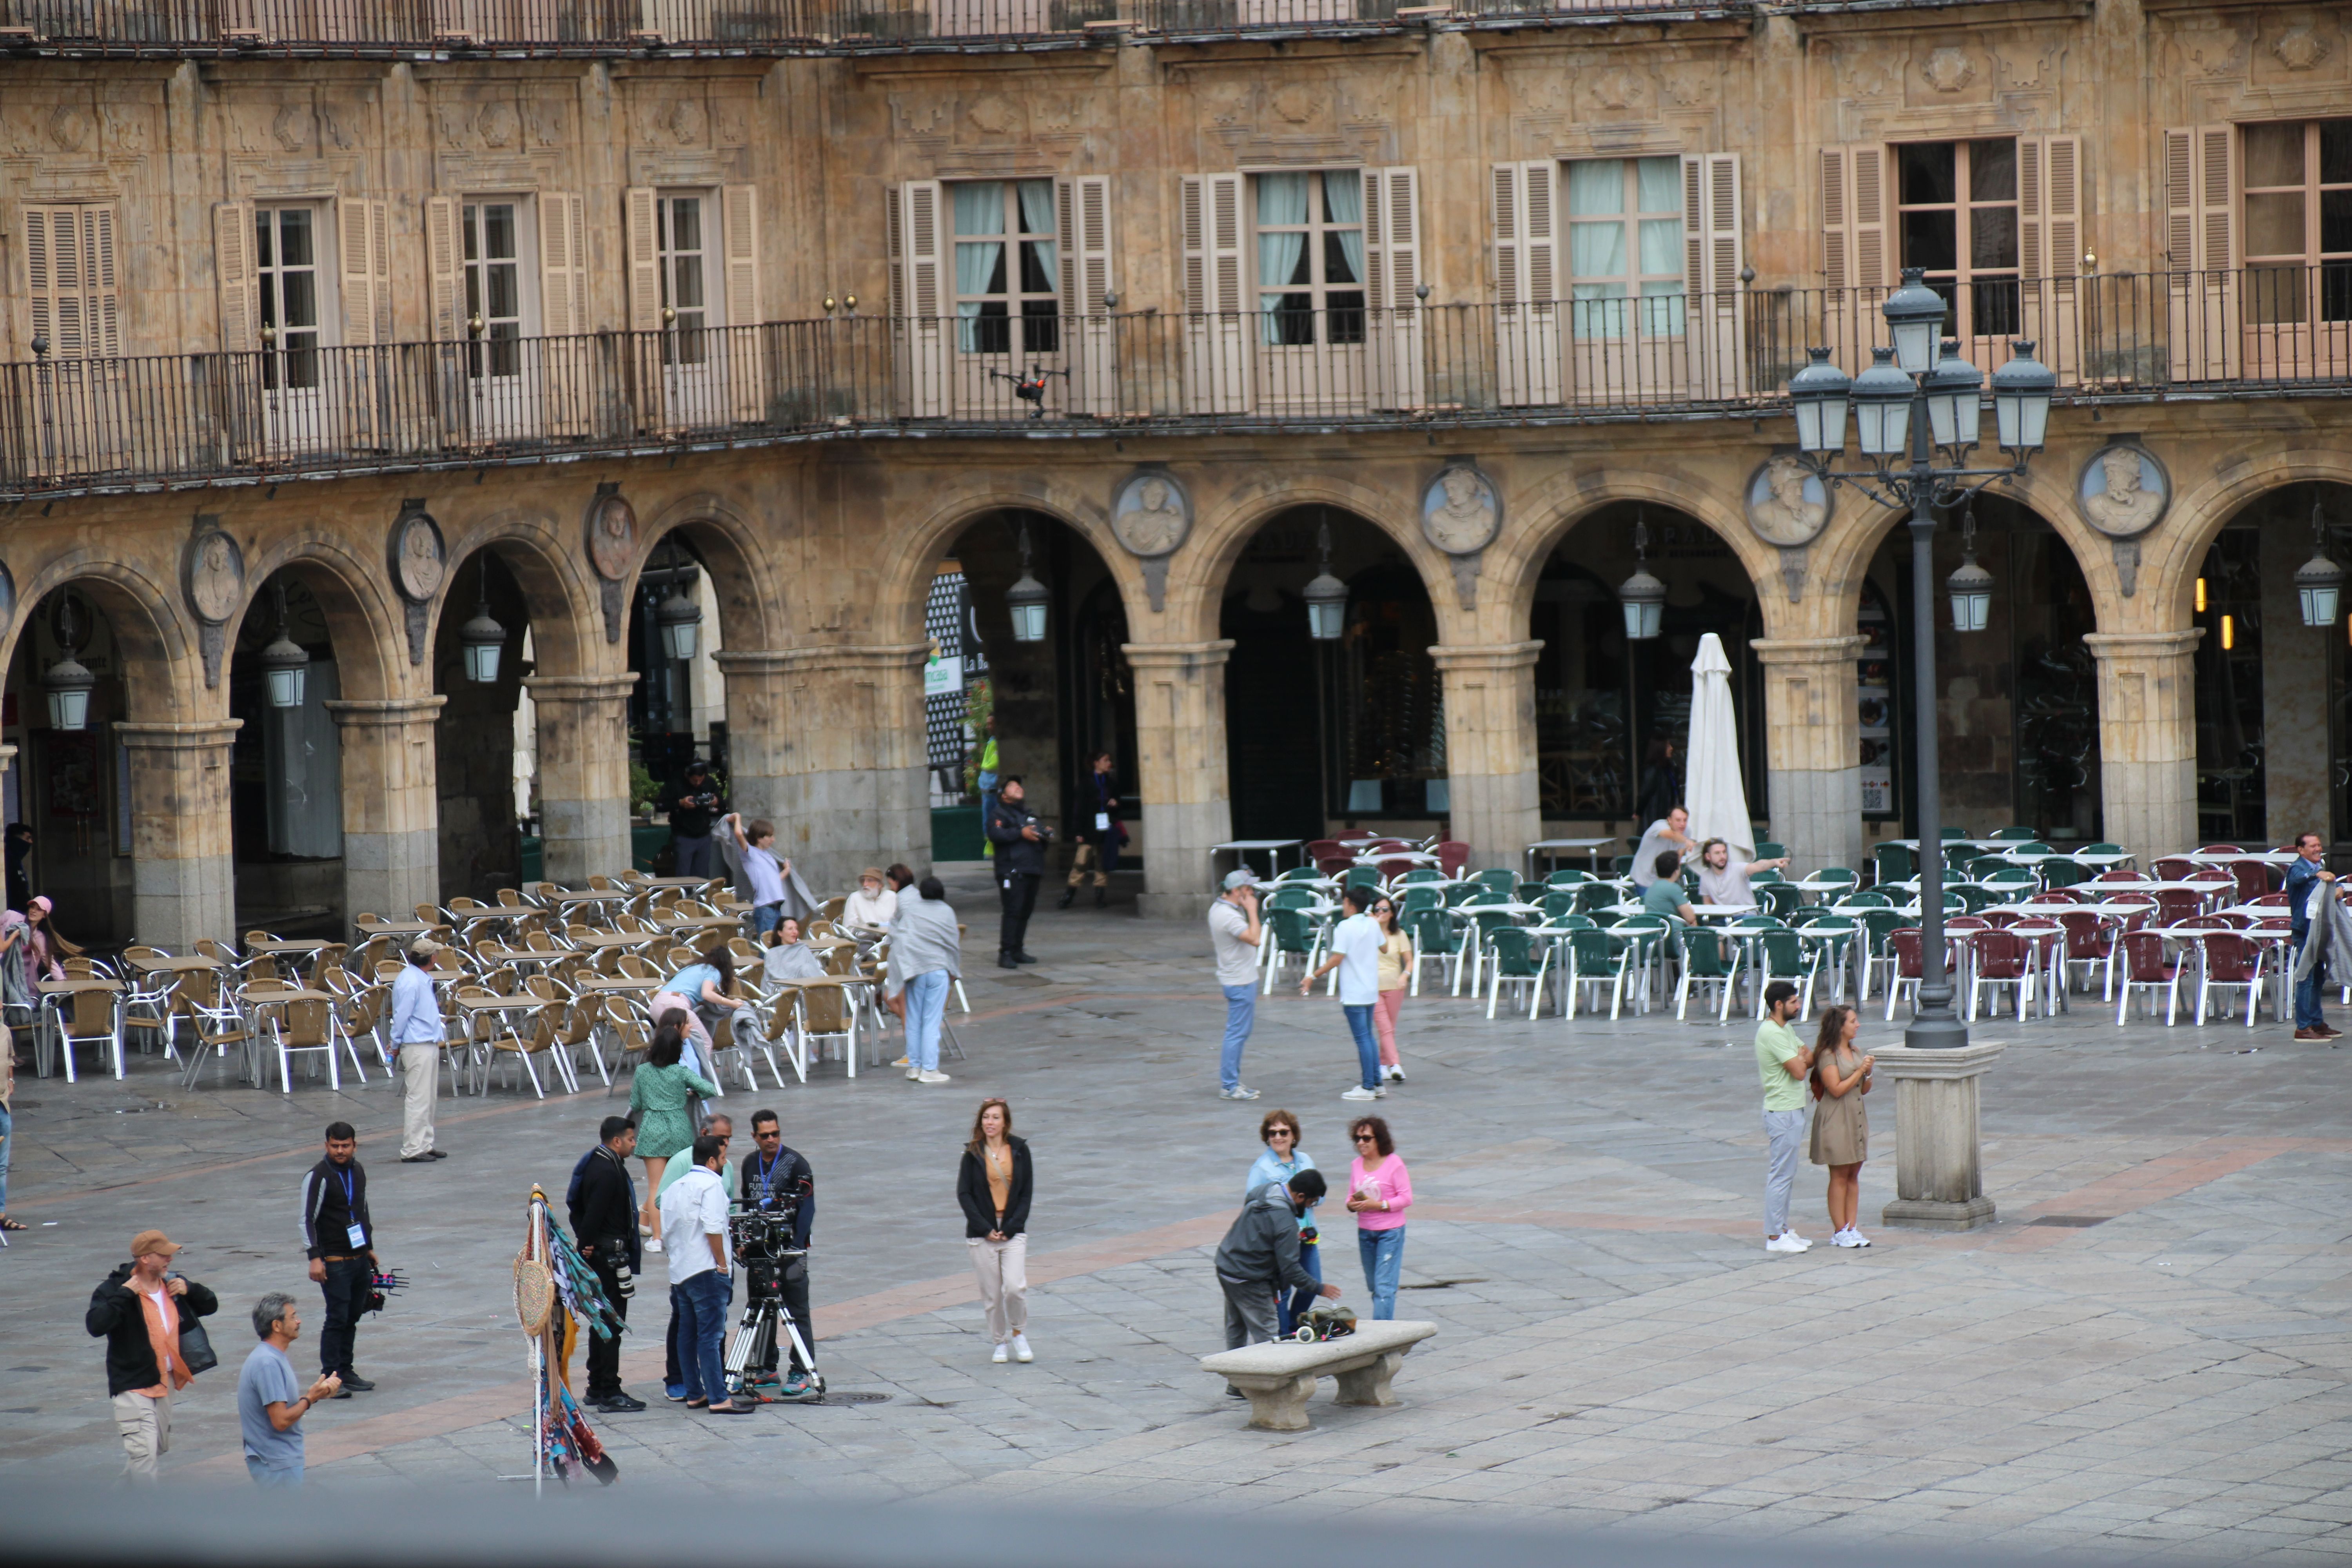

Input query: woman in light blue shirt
[1247,1109,1320,1336]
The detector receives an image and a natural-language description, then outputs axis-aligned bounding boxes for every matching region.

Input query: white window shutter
[623,186,670,430]
[1366,165,1423,411]
[1821,144,1886,376]
[2166,126,2236,382]
[1057,174,1116,416]
[424,196,461,343]
[215,200,258,353]
[535,192,592,436]
[86,205,121,360]
[891,180,946,418]
[721,183,766,423]
[2017,138,2080,385]
[1181,172,1250,414]
[339,198,377,347]
[1684,153,1745,400]
[1491,160,1561,407]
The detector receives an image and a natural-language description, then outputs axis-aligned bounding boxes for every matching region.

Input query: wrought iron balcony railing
[0,0,1742,54]
[4,269,2348,496]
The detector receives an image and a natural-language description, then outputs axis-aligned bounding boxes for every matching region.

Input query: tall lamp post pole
[1788,268,2056,1059]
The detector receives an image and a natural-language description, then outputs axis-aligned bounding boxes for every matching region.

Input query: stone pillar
[522,674,637,886]
[1124,639,1235,920]
[116,720,239,947]
[1429,641,1541,873]
[325,696,445,929]
[2085,630,2200,864]
[1874,1038,2006,1231]
[726,644,928,894]
[1753,636,1865,876]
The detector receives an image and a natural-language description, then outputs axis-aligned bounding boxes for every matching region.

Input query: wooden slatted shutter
[1491,160,1560,407]
[1180,172,1250,414]
[536,191,592,436]
[623,186,668,430]
[1684,152,1745,400]
[25,204,125,473]
[214,201,258,352]
[423,196,462,342]
[338,198,392,448]
[890,180,946,418]
[721,183,766,423]
[1820,144,1888,374]
[1056,174,1116,416]
[1364,165,1423,411]
[2016,137,2081,386]
[2165,126,2239,382]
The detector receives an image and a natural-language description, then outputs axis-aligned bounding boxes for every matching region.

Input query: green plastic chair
[1610,914,1673,1012]
[1400,885,1445,918]
[1265,885,1319,912]
[1397,867,1446,886]
[1675,925,1743,1022]
[1539,891,1580,924]
[1461,905,1524,995]
[1276,866,1324,883]
[1443,884,1484,910]
[1750,867,1787,885]
[1259,908,1324,996]
[1842,890,1891,908]
[1485,926,1554,1020]
[1991,826,2040,841]
[1472,867,1518,897]
[1609,855,1634,878]
[1940,826,1973,840]
[2042,861,2091,890]
[1406,908,1457,996]
[1753,841,1787,861]
[1873,841,1916,885]
[1755,929,1819,1015]
[1800,916,1861,1002]
[1758,883,1806,921]
[1855,909,1909,1001]
[1951,884,1998,913]
[1564,928,1637,1020]
[1544,869,1593,887]
[1344,865,1383,893]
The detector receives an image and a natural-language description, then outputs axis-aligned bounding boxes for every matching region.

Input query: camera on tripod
[723,1203,823,1403]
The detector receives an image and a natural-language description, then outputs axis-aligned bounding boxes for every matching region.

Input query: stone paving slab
[3,880,2350,1559]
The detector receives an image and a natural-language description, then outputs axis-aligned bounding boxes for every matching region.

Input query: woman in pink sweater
[1346,1115,1412,1320]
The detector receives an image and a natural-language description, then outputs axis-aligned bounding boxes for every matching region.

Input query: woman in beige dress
[1808,1005,1875,1248]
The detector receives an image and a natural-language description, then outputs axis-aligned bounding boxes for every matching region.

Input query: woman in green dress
[628,1017,719,1248]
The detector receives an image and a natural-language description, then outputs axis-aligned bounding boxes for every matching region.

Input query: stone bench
[1198,1320,1438,1431]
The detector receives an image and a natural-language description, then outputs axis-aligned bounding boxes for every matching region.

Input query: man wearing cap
[668,760,726,880]
[1208,869,1265,1100]
[388,937,448,1163]
[86,1229,219,1481]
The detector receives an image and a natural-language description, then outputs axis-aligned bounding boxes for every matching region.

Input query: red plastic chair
[2195,933,2267,1027]
[1432,841,1472,878]
[1967,930,2031,1020]
[2096,870,2153,884]
[1883,928,1924,1022]
[2152,857,2198,882]
[2058,911,2118,998]
[2114,931,2183,1025]
[2152,889,2203,926]
[2198,844,2247,854]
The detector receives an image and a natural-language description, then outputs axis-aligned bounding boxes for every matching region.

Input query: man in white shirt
[388,939,448,1163]
[1207,869,1264,1102]
[1631,805,1697,890]
[1301,886,1387,1102]
[659,1134,749,1413]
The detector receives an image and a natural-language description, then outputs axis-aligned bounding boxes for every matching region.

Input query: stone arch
[878,482,1147,648]
[630,492,786,654]
[218,532,408,705]
[1174,470,1451,646]
[3,552,198,722]
[2147,449,2352,629]
[1494,464,1780,639]
[427,506,604,682]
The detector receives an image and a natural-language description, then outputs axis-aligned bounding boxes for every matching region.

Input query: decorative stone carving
[1745,454,1832,549]
[184,518,245,688]
[2273,26,2330,71]
[587,487,638,642]
[1421,465,1501,555]
[272,103,312,153]
[967,94,1019,135]
[476,101,520,149]
[1033,96,1078,133]
[1271,83,1320,124]
[1586,67,1644,113]
[2076,442,2170,539]
[1514,75,1566,117]
[659,98,706,146]
[49,105,93,153]
[387,503,445,664]
[1920,47,1977,94]
[1112,472,1191,612]
[101,105,149,155]
[899,97,947,137]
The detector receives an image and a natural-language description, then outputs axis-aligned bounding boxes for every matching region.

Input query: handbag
[176,1310,219,1376]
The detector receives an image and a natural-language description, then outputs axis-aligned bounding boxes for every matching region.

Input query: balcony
[3,269,2347,499]
[0,0,1742,56]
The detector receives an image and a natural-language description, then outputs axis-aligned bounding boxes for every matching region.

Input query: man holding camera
[668,760,726,881]
[985,775,1049,969]
[738,1110,816,1398]
[568,1115,646,1412]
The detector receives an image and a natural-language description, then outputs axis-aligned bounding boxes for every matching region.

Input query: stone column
[521,673,637,886]
[325,696,445,929]
[727,644,929,893]
[1753,635,1865,875]
[1874,1038,2006,1230]
[1123,639,1235,920]
[116,720,240,947]
[1429,641,1541,873]
[2085,630,2200,863]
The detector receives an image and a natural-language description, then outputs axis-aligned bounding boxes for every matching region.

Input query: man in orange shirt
[85,1229,219,1482]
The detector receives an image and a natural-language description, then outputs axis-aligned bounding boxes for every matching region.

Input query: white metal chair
[267,995,362,1093]
[43,986,124,1083]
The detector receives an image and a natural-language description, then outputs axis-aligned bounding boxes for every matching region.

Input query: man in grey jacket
[1213,1170,1339,1351]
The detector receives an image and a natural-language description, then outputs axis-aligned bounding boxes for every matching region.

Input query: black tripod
[721,1208,824,1403]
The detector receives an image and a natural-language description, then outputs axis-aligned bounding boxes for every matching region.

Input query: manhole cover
[820,1390,891,1405]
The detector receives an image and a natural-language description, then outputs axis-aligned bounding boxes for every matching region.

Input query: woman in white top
[842,868,898,934]
[1694,838,1790,910]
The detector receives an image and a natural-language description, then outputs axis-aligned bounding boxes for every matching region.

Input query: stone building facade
[2,0,2350,941]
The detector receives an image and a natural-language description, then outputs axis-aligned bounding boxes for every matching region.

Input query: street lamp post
[1787,269,2056,1056]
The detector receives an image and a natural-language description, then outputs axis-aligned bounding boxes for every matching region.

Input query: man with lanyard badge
[299,1122,379,1394]
[737,1110,816,1397]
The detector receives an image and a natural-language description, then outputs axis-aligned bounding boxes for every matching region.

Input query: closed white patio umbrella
[1684,633,1755,864]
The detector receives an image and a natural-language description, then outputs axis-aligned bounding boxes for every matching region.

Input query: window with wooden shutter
[2165,125,2238,382]
[212,200,258,354]
[337,199,389,347]
[1180,172,1250,413]
[2236,120,2350,379]
[423,196,462,343]
[25,203,126,475]
[537,191,591,435]
[1684,153,1745,399]
[1820,143,1889,373]
[1363,165,1423,410]
[2017,136,2081,384]
[721,183,765,423]
[1056,174,1115,416]
[890,181,947,418]
[1492,160,1561,407]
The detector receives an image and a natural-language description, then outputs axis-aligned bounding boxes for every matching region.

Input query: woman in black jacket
[957,1098,1033,1365]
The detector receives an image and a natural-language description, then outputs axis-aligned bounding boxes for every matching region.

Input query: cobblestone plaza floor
[4,872,2350,1561]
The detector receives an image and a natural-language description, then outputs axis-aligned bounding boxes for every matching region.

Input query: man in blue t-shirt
[237,1292,341,1487]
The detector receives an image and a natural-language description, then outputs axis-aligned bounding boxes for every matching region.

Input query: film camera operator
[738,1109,816,1397]
[984,776,1051,970]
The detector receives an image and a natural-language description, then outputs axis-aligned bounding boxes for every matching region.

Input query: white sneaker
[918,1069,952,1084]
[1341,1085,1380,1102]
[1764,1234,1811,1254]
[1842,1228,1872,1248]
[1781,1229,1811,1247]
[991,1343,1009,1365]
[1386,1065,1406,1083]
[1011,1334,1033,1363]
[645,1236,664,1254]
[906,1066,921,1081]
[1220,1086,1261,1100]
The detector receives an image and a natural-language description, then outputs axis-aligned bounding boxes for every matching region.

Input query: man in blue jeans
[1207,869,1264,1100]
[1303,885,1387,1103]
[2287,832,2339,1041]
[658,1135,751,1413]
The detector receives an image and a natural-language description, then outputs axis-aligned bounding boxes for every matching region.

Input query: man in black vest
[567,1115,645,1412]
[985,775,1048,969]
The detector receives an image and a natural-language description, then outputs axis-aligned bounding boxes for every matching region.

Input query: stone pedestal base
[1874,1036,2005,1231]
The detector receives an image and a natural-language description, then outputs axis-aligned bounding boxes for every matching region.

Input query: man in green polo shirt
[1755,980,1814,1254]
[1641,853,1695,924]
